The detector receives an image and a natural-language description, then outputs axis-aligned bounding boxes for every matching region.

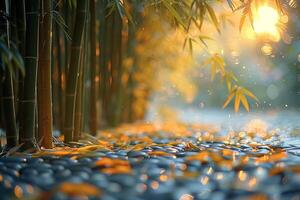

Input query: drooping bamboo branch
[37,0,53,148]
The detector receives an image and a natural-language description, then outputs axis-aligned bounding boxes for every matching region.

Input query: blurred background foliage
[0,0,299,150]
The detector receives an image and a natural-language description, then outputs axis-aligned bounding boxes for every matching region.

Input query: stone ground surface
[0,123,300,200]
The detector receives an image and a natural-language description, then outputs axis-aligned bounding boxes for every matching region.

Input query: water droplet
[234,59,240,65]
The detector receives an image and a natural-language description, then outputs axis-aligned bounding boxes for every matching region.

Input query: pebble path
[0,124,300,200]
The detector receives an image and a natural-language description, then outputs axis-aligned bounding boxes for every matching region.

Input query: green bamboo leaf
[123,1,134,25]
[205,3,220,33]
[2,54,14,79]
[198,35,213,47]
[52,10,71,41]
[229,71,238,82]
[183,37,188,49]
[199,6,206,29]
[162,0,187,29]
[11,43,25,76]
[0,41,12,58]
[106,3,116,17]
[225,76,232,91]
[214,54,225,66]
[189,38,193,55]
[114,0,125,18]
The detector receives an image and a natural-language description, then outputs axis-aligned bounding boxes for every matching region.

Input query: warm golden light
[253,6,280,41]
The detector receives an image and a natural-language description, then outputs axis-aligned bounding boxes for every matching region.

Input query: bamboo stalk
[98,0,107,126]
[111,11,123,126]
[9,0,20,117]
[37,0,53,148]
[16,0,26,129]
[89,0,98,135]
[19,0,40,150]
[102,6,114,126]
[16,0,26,55]
[73,34,85,141]
[82,2,90,136]
[125,20,137,122]
[53,1,65,134]
[54,23,64,133]
[0,0,18,148]
[64,0,87,142]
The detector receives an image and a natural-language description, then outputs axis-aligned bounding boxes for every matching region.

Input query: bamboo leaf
[114,0,125,18]
[240,94,250,112]
[225,76,232,91]
[227,0,236,10]
[222,88,236,109]
[189,38,193,55]
[198,35,213,47]
[0,41,12,58]
[242,87,259,102]
[234,89,241,112]
[239,14,246,32]
[11,45,25,76]
[162,0,187,29]
[205,3,220,33]
[183,37,188,49]
[123,0,134,24]
[52,10,71,41]
[288,0,297,8]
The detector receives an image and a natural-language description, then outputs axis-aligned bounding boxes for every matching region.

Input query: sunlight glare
[253,6,280,41]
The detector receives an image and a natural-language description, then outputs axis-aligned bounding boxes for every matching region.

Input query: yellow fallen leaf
[58,182,101,197]
[149,151,174,157]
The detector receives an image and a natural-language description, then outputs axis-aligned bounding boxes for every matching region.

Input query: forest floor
[1,122,300,200]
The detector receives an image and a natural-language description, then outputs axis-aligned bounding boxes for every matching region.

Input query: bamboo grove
[0,0,293,151]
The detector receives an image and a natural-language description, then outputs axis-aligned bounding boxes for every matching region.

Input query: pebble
[128,151,149,158]
[0,132,299,199]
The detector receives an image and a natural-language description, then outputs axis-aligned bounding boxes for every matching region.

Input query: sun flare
[253,5,280,41]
